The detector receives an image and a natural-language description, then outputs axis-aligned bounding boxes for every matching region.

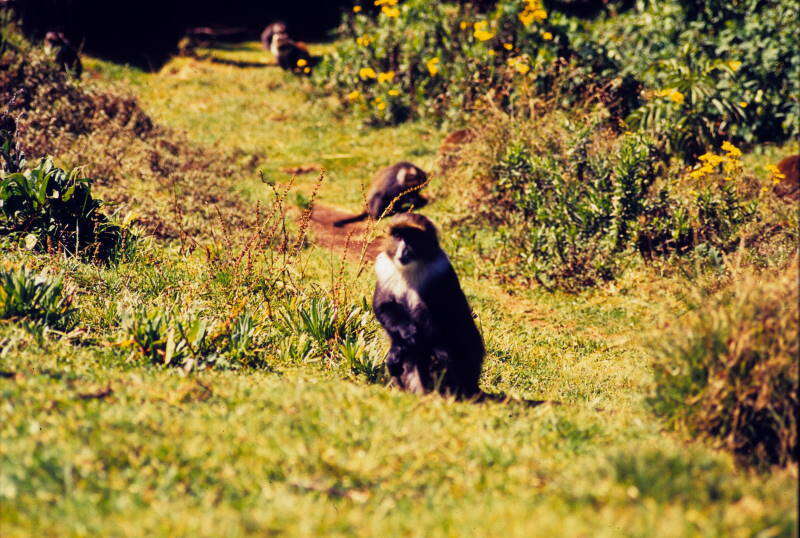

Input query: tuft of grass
[0,266,74,331]
[651,260,799,468]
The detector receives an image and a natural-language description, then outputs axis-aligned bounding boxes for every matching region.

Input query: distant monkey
[772,154,799,201]
[270,32,314,73]
[373,213,484,398]
[333,162,428,227]
[44,31,82,77]
[261,21,288,51]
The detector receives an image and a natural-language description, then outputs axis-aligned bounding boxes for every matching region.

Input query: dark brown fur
[773,154,800,201]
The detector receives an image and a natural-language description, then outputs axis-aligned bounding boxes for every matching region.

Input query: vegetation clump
[0,266,74,330]
[651,262,799,468]
[1,126,133,262]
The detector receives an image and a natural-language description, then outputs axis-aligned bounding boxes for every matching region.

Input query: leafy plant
[0,129,133,262]
[122,308,212,368]
[0,266,74,330]
[491,127,658,290]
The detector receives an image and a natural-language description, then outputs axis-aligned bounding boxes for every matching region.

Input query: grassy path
[0,43,795,536]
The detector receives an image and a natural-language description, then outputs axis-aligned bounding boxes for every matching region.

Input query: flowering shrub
[599,0,799,155]
[313,0,621,125]
[317,0,798,157]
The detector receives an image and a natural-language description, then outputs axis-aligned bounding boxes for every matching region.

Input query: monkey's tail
[333,212,368,227]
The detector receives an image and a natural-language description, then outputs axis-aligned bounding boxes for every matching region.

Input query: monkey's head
[395,164,427,188]
[384,213,441,268]
[271,32,291,49]
[44,31,67,48]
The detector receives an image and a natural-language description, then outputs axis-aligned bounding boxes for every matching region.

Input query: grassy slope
[1,43,796,536]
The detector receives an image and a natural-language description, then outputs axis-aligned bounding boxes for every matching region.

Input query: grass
[0,40,796,536]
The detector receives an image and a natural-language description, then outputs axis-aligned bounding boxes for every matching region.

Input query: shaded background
[13,0,353,69]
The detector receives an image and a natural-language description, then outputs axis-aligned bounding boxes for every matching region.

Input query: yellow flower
[388,89,400,96]
[728,60,742,71]
[532,9,547,20]
[474,21,488,31]
[655,88,684,105]
[356,35,372,46]
[296,58,308,67]
[460,21,469,30]
[766,164,786,179]
[503,43,513,50]
[723,177,732,181]
[359,67,377,79]
[721,140,742,157]
[739,101,748,107]
[303,67,311,74]
[377,71,395,83]
[507,55,530,74]
[347,90,361,101]
[426,57,440,76]
[519,10,534,26]
[353,5,362,12]
[382,6,400,17]
[374,0,397,4]
[542,31,553,40]
[487,49,496,56]
[474,29,495,41]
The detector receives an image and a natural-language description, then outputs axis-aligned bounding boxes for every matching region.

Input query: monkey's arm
[373,299,425,348]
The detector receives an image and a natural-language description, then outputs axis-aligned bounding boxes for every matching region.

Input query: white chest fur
[374,252,449,310]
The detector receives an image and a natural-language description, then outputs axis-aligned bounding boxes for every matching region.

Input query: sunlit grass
[2,41,796,537]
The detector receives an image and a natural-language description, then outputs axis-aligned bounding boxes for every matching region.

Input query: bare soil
[307,204,383,261]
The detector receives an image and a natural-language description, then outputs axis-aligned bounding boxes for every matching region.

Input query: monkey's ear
[396,167,408,185]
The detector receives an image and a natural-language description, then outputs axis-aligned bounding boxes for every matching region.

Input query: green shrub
[651,262,799,468]
[121,308,213,368]
[489,120,659,290]
[0,128,134,262]
[599,0,799,155]
[0,266,74,330]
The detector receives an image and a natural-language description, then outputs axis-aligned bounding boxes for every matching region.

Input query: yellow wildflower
[532,9,547,20]
[721,141,742,158]
[474,29,495,41]
[474,21,488,30]
[377,71,396,83]
[507,55,530,74]
[356,35,372,46]
[426,57,440,76]
[766,164,786,179]
[519,10,534,26]
[359,67,377,79]
[739,101,748,107]
[460,21,469,30]
[723,177,732,181]
[353,5,362,12]
[296,58,308,67]
[382,6,400,17]
[542,31,553,40]
[388,89,400,96]
[503,43,513,50]
[347,90,361,101]
[303,67,311,74]
[728,60,742,71]
[374,0,397,5]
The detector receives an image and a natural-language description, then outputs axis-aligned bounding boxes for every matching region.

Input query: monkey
[270,32,315,74]
[333,162,429,227]
[261,21,288,52]
[373,213,484,398]
[44,31,82,77]
[772,154,799,201]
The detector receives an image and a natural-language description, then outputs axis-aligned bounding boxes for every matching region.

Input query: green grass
[1,42,796,536]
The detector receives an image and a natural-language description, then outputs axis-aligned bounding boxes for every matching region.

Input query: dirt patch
[307,204,383,261]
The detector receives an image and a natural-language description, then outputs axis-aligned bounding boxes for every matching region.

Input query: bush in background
[650,262,799,468]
